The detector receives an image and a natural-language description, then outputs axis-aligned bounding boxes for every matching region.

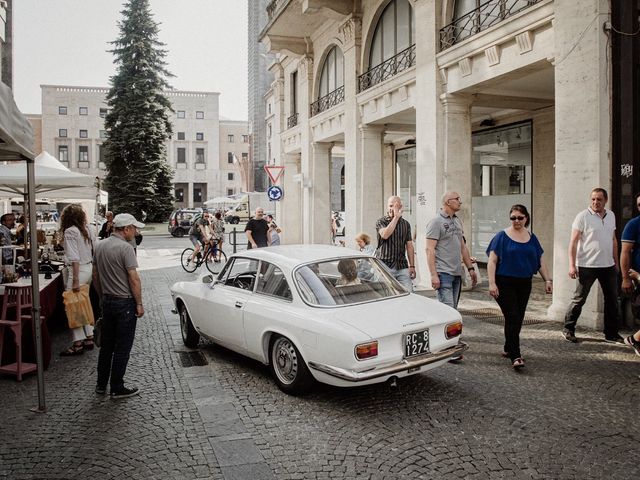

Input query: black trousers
[563,266,619,337]
[495,275,532,361]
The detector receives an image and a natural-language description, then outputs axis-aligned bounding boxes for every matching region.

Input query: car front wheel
[269,335,314,395]
[179,304,200,348]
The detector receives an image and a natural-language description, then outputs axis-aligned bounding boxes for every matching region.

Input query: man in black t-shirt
[245,208,270,249]
[188,212,210,261]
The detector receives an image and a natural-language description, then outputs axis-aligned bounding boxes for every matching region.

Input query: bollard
[231,227,237,253]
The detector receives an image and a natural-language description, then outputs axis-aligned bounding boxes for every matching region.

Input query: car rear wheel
[231,217,240,224]
[174,228,185,237]
[179,304,200,348]
[269,335,313,395]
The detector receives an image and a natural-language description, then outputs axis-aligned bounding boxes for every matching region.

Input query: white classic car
[171,245,467,395]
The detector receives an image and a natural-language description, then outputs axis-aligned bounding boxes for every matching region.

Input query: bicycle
[181,238,227,274]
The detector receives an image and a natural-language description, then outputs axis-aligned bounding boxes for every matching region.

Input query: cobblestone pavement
[1,265,639,479]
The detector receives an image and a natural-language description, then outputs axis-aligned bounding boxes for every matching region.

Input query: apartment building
[219,119,251,196]
[261,0,640,330]
[39,85,248,210]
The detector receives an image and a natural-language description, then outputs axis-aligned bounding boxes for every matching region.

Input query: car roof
[231,244,369,270]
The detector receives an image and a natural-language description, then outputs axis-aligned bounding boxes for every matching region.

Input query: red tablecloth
[0,273,64,371]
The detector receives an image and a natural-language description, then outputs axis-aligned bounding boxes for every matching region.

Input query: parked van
[168,208,203,237]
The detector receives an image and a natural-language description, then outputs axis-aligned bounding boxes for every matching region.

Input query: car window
[219,257,260,291]
[256,262,292,301]
[294,257,406,306]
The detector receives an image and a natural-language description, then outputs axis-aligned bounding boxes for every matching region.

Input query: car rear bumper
[308,342,468,382]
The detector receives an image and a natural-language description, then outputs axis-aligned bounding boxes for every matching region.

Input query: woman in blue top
[486,204,552,369]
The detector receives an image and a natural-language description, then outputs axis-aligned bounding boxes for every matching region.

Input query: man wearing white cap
[93,213,145,399]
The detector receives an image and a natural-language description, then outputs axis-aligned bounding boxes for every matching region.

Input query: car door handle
[235,301,243,308]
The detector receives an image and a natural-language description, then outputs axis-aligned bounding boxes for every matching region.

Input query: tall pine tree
[103,0,174,222]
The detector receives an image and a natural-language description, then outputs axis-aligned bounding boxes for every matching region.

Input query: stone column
[358,125,385,235]
[297,55,314,243]
[413,0,444,288]
[547,0,612,329]
[308,142,332,244]
[440,93,473,232]
[281,153,302,244]
[340,15,362,248]
[186,182,193,209]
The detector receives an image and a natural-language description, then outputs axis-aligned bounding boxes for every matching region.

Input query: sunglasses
[510,215,526,221]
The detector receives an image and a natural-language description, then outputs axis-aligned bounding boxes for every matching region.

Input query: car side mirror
[202,274,214,284]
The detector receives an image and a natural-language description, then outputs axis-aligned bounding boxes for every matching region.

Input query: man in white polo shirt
[563,187,622,343]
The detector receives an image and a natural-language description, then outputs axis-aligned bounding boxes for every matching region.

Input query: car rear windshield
[294,257,407,306]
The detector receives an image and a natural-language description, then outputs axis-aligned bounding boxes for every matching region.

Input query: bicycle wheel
[205,249,227,274]
[181,248,198,273]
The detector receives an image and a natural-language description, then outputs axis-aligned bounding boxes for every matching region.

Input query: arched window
[318,46,344,98]
[368,0,415,69]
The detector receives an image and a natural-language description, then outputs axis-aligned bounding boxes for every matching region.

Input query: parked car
[168,208,203,237]
[171,245,466,395]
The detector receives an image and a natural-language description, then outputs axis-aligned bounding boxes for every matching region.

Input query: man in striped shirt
[375,196,415,292]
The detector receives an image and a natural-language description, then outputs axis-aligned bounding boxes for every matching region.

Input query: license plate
[404,329,430,358]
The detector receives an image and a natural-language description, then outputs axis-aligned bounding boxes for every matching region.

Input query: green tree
[103,0,174,222]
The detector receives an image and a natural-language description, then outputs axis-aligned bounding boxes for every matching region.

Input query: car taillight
[355,341,378,360]
[445,321,463,339]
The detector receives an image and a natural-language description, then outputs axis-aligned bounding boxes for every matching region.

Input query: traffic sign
[264,165,285,184]
[267,185,283,201]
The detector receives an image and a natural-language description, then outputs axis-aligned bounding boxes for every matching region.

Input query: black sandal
[83,336,95,350]
[60,343,84,356]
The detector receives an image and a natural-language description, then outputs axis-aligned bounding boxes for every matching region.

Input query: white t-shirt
[572,208,616,268]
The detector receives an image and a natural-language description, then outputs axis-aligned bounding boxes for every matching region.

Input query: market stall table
[0,273,63,374]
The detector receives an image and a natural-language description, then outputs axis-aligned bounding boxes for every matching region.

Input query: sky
[12,0,248,120]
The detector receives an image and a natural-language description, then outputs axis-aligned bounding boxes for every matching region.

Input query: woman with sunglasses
[486,204,552,369]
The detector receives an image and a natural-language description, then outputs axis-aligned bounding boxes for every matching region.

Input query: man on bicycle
[189,211,210,262]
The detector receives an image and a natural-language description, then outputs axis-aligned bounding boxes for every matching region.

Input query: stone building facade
[261,0,631,329]
[39,85,247,210]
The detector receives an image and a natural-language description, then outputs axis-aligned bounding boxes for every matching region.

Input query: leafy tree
[103,0,174,222]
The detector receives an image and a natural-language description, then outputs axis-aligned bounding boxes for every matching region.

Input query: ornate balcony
[358,45,416,93]
[440,0,542,50]
[287,113,299,129]
[310,86,345,117]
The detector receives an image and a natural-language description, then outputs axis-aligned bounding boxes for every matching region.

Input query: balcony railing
[358,44,416,93]
[440,0,542,50]
[287,113,299,129]
[310,85,345,117]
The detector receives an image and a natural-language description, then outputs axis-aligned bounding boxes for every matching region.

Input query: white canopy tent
[0,81,46,412]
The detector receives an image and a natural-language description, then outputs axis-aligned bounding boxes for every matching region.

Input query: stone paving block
[220,460,275,479]
[209,438,265,467]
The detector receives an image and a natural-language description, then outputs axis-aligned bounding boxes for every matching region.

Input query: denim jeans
[437,273,462,309]
[388,267,413,293]
[564,266,619,337]
[97,296,138,391]
[495,275,532,361]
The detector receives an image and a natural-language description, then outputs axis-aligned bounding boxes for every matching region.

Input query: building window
[79,129,88,138]
[78,146,89,163]
[99,108,108,118]
[58,129,67,138]
[227,188,234,196]
[175,187,184,203]
[99,145,105,167]
[228,134,234,143]
[242,135,249,143]
[196,111,204,119]
[241,152,248,161]
[268,103,272,115]
[79,106,88,115]
[177,147,186,163]
[291,71,298,115]
[193,187,202,203]
[195,148,205,164]
[268,124,272,137]
[177,110,185,119]
[319,46,344,98]
[228,172,234,181]
[99,130,107,139]
[58,106,67,115]
[58,145,69,163]
[368,0,415,69]
[196,132,204,141]
[228,152,234,163]
[177,132,185,140]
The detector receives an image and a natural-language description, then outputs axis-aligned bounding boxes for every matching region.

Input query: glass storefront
[396,146,416,231]
[471,121,532,261]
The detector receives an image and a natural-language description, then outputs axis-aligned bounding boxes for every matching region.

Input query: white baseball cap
[113,213,145,229]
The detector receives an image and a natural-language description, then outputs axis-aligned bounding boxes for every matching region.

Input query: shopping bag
[62,284,95,329]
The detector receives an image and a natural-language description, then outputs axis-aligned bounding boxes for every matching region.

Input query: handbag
[62,284,95,329]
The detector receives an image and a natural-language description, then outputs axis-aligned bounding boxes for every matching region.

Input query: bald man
[375,196,415,292]
[426,191,476,309]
